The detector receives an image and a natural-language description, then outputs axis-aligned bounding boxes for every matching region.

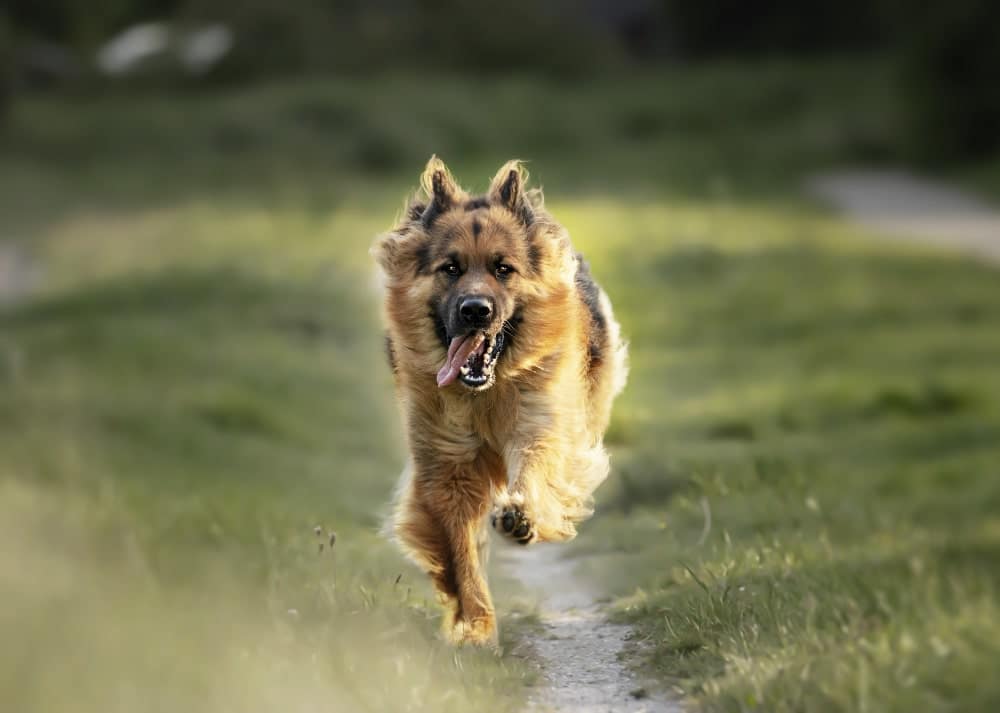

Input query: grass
[1,55,999,712]
[585,226,1000,711]
[0,134,537,711]
[0,241,538,711]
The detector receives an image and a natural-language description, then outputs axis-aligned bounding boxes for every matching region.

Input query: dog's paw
[491,494,535,545]
[448,615,498,648]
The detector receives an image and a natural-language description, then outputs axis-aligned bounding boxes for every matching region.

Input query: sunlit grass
[574,200,1000,711]
[0,189,535,711]
[2,57,998,712]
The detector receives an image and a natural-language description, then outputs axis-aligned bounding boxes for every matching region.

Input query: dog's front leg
[393,458,498,646]
[492,429,579,545]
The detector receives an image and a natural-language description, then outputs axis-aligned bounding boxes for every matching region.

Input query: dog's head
[374,157,575,392]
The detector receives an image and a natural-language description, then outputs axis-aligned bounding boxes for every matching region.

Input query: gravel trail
[808,170,1000,263]
[498,544,680,713]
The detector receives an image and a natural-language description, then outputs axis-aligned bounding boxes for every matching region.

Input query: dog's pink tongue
[436,334,485,387]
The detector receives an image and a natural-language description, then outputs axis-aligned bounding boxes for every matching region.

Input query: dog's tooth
[460,365,469,375]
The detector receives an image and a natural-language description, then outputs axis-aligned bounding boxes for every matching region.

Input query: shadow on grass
[624,244,1000,348]
[0,264,393,515]
[3,266,368,343]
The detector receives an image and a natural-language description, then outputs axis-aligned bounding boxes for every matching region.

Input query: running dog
[372,157,627,645]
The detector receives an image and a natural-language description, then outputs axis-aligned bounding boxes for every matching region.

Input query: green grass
[0,131,537,711]
[584,223,1000,711]
[0,238,539,711]
[2,56,999,712]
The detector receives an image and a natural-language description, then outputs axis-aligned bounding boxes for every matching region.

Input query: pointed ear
[371,230,402,274]
[489,160,534,225]
[419,155,461,225]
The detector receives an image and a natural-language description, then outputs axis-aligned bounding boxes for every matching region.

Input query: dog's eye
[495,264,515,278]
[441,262,461,277]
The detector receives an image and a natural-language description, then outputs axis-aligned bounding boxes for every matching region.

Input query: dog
[372,157,627,645]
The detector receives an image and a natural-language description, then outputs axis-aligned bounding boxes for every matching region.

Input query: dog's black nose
[459,296,494,327]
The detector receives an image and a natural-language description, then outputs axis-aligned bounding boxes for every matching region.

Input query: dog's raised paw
[491,505,535,544]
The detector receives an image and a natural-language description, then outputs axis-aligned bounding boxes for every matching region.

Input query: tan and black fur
[372,157,627,645]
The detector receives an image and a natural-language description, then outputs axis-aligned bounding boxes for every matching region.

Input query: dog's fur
[372,157,627,645]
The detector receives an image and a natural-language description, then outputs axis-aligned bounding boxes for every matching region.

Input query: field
[2,57,999,712]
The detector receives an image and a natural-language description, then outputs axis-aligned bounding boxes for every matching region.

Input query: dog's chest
[441,386,519,451]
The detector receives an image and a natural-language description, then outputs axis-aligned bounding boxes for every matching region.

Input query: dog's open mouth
[436,330,506,390]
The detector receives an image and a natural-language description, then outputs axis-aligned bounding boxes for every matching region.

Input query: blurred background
[1,2,999,712]
[2,0,1000,166]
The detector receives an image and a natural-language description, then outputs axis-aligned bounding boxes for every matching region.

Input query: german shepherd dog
[373,157,627,645]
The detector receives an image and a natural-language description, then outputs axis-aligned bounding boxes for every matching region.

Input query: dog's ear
[371,227,406,275]
[489,160,534,226]
[372,228,432,279]
[419,155,461,226]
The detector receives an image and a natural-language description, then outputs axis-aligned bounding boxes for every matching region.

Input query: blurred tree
[177,0,339,78]
[3,0,622,80]
[2,0,998,167]
[6,0,180,49]
[177,0,620,78]
[892,0,1000,163]
[0,12,10,117]
[656,0,887,56]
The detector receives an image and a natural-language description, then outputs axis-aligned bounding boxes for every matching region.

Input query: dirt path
[498,544,680,713]
[807,170,1000,263]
